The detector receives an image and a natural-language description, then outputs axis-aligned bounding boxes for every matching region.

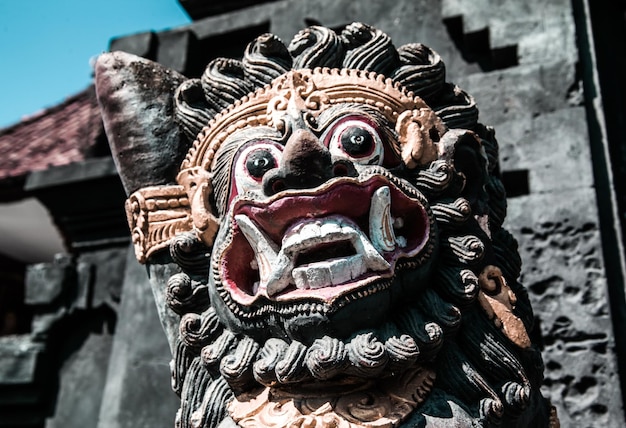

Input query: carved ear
[177,167,220,247]
[94,51,190,194]
[395,108,447,168]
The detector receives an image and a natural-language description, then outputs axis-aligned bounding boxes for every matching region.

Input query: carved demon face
[205,74,442,341]
[110,22,555,428]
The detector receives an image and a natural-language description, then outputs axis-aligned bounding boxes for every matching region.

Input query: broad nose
[262,129,356,196]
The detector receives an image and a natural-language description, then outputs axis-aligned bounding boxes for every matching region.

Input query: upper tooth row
[282,219,356,255]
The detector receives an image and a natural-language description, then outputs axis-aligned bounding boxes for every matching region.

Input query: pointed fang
[369,186,397,253]
[235,215,279,289]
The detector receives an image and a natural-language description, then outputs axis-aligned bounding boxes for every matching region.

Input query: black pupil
[340,127,373,156]
[246,150,276,178]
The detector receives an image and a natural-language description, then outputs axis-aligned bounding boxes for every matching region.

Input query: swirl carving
[166,273,209,315]
[289,26,344,69]
[305,336,349,380]
[346,332,389,378]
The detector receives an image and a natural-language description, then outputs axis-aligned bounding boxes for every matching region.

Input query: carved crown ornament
[126,68,446,263]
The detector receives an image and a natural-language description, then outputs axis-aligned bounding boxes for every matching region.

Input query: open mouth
[218,175,431,305]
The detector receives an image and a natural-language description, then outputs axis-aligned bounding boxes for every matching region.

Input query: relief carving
[97,22,557,427]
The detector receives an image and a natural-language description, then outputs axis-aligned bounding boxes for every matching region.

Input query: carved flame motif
[478,265,531,349]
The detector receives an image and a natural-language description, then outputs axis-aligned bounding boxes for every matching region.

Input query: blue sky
[0,1,191,129]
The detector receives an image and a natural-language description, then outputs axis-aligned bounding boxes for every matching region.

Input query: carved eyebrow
[316,103,400,156]
[316,103,391,134]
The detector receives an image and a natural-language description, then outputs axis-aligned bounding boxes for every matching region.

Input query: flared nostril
[332,160,358,178]
[262,172,287,197]
[333,163,349,177]
[271,178,286,194]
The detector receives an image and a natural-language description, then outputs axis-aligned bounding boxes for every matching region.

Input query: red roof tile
[0,86,104,180]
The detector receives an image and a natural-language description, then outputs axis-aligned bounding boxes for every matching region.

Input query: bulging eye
[233,141,282,197]
[246,149,277,178]
[340,127,374,156]
[327,117,384,166]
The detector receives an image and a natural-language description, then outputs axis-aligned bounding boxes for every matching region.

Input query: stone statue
[95,23,558,427]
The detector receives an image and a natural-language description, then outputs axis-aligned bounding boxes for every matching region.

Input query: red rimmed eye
[233,141,283,198]
[327,117,384,166]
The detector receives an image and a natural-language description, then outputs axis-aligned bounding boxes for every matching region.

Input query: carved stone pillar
[96,23,557,427]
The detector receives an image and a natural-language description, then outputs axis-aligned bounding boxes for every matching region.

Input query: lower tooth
[292,255,367,290]
[293,266,331,289]
[330,255,366,284]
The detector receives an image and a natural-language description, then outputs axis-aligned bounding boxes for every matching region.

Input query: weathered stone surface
[503,16,576,65]
[147,262,181,352]
[94,52,189,195]
[109,31,156,59]
[97,248,179,428]
[25,158,130,252]
[31,309,68,340]
[76,248,126,310]
[442,0,571,34]
[156,29,195,73]
[46,333,113,428]
[455,60,576,126]
[506,190,622,427]
[0,336,43,385]
[25,255,74,306]
[497,108,594,193]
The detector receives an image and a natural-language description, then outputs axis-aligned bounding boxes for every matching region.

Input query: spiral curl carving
[432,83,479,129]
[179,307,223,350]
[170,231,211,277]
[175,79,215,142]
[243,33,292,88]
[341,22,400,76]
[166,273,210,315]
[432,197,472,227]
[201,58,253,112]
[275,340,310,384]
[289,26,344,69]
[201,329,237,368]
[384,334,420,372]
[443,235,486,265]
[436,266,480,307]
[305,336,349,380]
[253,338,289,386]
[219,336,260,393]
[392,43,446,100]
[346,332,389,378]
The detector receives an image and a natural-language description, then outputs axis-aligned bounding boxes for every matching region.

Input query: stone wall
[444,1,624,425]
